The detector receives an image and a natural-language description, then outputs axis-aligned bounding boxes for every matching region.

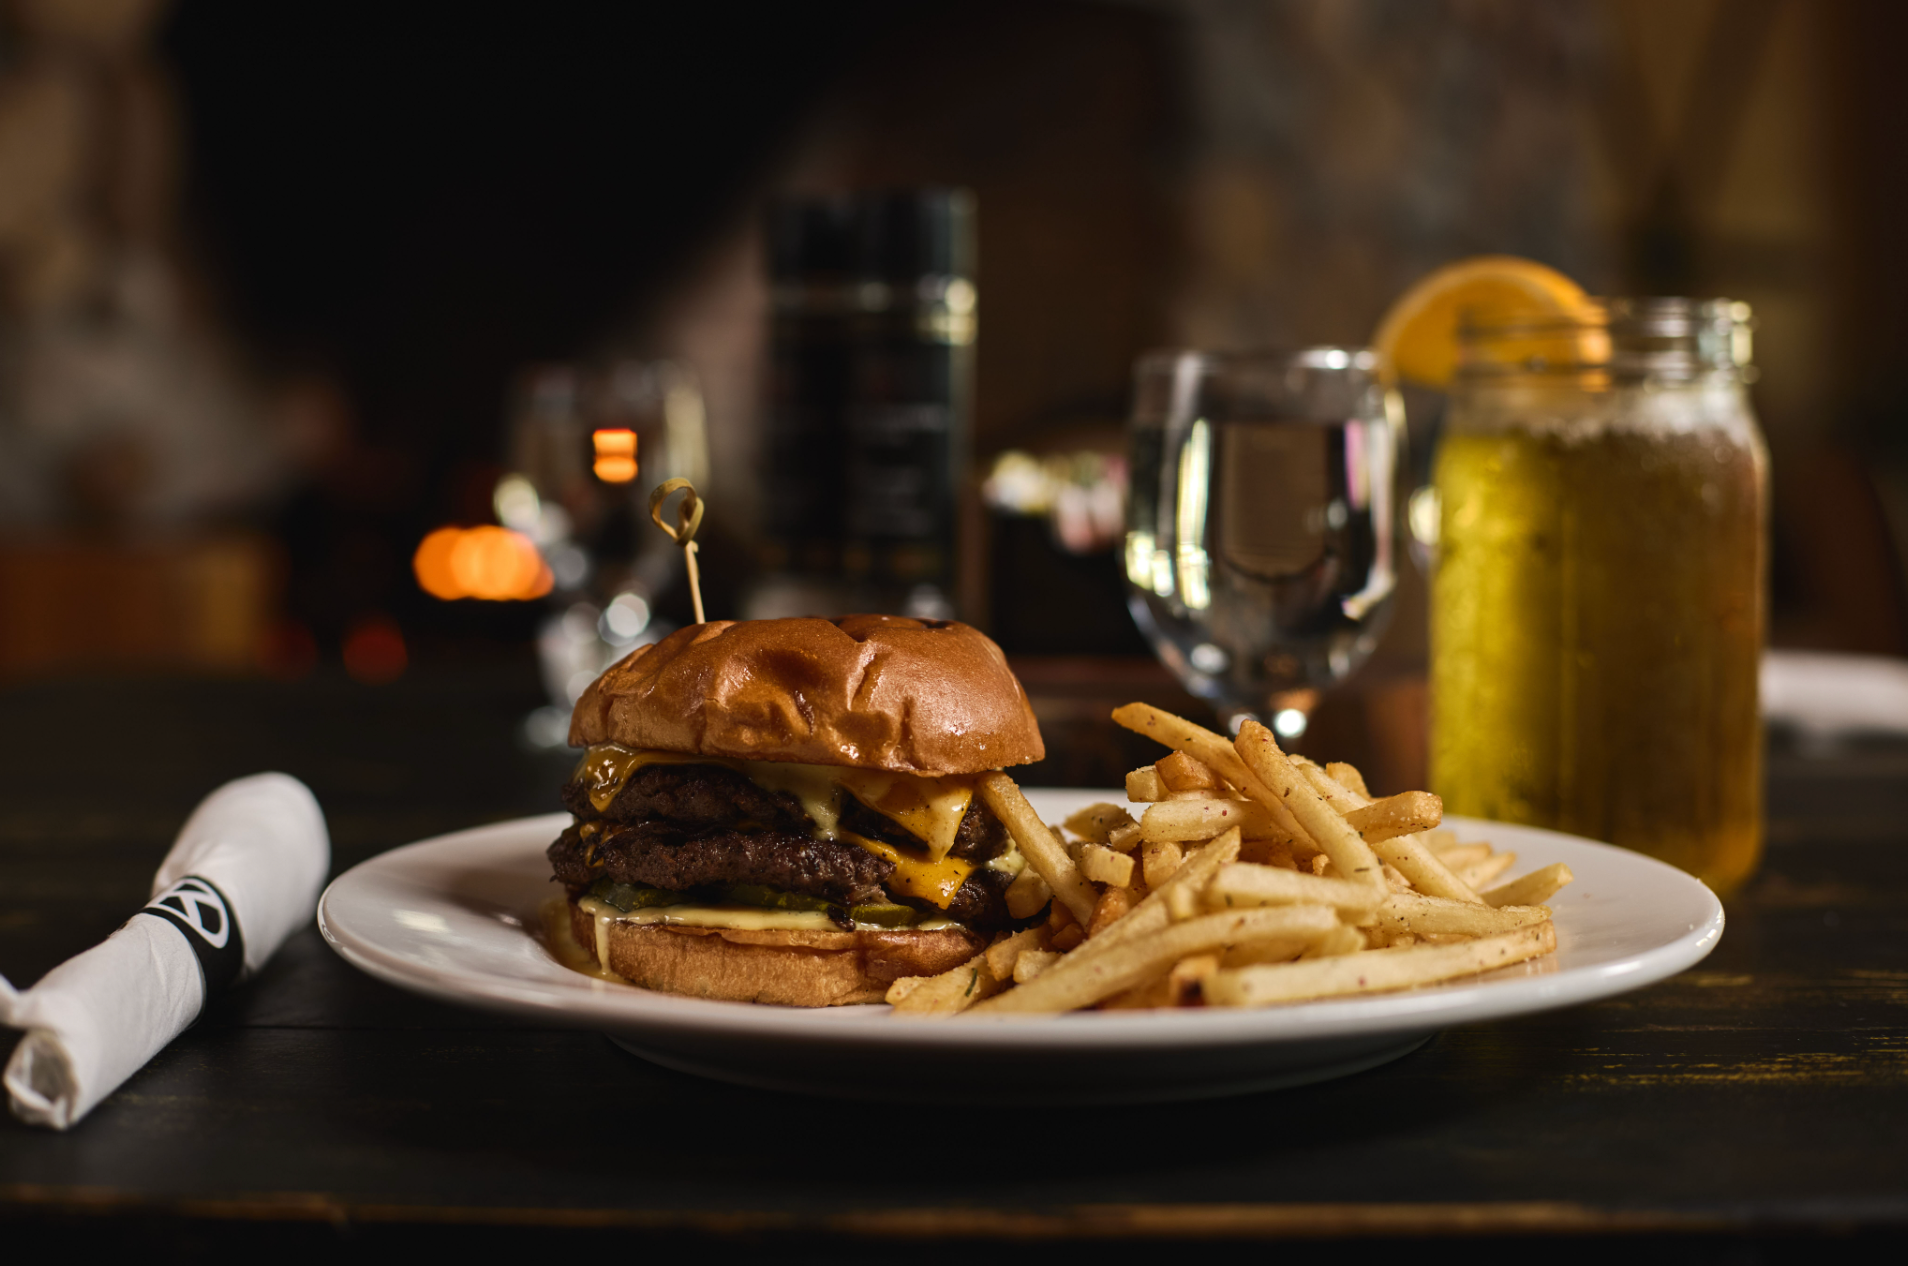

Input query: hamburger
[547,614,1046,1006]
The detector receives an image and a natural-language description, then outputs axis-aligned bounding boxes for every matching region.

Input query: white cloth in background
[0,773,329,1129]
[1762,649,1908,742]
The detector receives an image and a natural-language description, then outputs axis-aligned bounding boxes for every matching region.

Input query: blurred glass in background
[491,362,708,746]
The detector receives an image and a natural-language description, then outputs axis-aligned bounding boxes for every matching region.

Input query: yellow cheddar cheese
[843,833,975,908]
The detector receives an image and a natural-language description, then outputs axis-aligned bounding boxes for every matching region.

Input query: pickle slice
[586,878,680,912]
[720,884,837,914]
[589,876,918,929]
[848,903,918,928]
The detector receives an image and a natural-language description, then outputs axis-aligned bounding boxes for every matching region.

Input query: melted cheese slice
[834,771,975,863]
[578,746,733,812]
[575,896,962,951]
[578,894,842,932]
[742,761,849,838]
[843,833,976,907]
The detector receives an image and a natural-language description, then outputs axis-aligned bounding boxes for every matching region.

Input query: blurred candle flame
[592,428,638,483]
[413,525,553,600]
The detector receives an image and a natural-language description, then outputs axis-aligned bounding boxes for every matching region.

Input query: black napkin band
[136,875,246,997]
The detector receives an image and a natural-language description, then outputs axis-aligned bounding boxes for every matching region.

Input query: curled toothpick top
[649,477,706,624]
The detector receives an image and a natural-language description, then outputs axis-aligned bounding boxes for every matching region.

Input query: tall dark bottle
[844,190,975,618]
[752,190,975,619]
[761,197,858,586]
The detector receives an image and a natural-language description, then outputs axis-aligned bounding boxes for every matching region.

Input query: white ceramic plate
[318,790,1723,1102]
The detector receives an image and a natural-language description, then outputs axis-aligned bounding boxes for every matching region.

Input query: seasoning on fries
[883,703,1570,1016]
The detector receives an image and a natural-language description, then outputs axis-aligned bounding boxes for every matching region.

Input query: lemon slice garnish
[1372,256,1589,388]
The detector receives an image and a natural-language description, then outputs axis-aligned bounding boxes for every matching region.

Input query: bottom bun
[570,902,986,1007]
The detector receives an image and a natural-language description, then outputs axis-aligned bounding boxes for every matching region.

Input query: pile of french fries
[884,703,1573,1017]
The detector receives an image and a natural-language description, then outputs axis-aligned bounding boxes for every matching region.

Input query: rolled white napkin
[0,773,329,1129]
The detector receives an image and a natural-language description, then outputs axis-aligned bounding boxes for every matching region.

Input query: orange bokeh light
[412,526,552,601]
[413,526,464,599]
[592,428,638,483]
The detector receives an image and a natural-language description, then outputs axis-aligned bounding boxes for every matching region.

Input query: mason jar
[1430,298,1766,893]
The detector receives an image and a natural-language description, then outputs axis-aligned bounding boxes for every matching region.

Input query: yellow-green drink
[1430,302,1767,892]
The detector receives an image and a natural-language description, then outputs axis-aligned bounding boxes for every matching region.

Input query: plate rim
[317,798,1725,1050]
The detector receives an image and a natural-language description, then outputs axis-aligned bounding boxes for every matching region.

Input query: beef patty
[550,761,1021,929]
[561,762,810,833]
[550,821,893,906]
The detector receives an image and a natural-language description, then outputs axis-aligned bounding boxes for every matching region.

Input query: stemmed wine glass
[505,360,710,747]
[1124,349,1401,743]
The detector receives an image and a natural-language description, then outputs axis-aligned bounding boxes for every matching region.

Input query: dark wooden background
[1,668,1905,1259]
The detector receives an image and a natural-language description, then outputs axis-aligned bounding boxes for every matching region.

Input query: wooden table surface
[2,668,1905,1258]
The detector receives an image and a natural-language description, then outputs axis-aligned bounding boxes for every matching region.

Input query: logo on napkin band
[138,876,245,996]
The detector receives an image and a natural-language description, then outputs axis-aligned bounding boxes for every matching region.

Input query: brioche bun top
[568,615,1044,775]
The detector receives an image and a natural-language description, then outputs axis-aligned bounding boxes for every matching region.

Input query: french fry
[1233,720,1386,889]
[1087,885,1134,936]
[1012,948,1059,984]
[886,950,1005,1015]
[1342,791,1443,844]
[1139,798,1284,843]
[939,703,1580,1018]
[968,830,1243,1013]
[1141,838,1184,887]
[1078,844,1135,888]
[1219,937,1315,968]
[1375,892,1551,938]
[1203,921,1558,1008]
[1453,851,1517,891]
[983,924,1051,981]
[1098,975,1178,1010]
[1125,765,1163,802]
[1205,862,1385,915]
[1429,842,1493,869]
[1156,750,1221,792]
[973,902,1340,1014]
[1238,837,1300,870]
[979,772,1100,924]
[1483,862,1574,908]
[1297,924,1367,959]
[1286,833,1325,861]
[1064,802,1135,843]
[1167,953,1221,1004]
[1110,956,1223,1008]
[1294,762,1481,904]
[1371,837,1481,903]
[1166,883,1202,921]
[1003,867,1052,920]
[1110,703,1315,847]
[1325,761,1370,799]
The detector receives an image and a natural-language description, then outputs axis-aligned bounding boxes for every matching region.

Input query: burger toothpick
[649,477,706,624]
